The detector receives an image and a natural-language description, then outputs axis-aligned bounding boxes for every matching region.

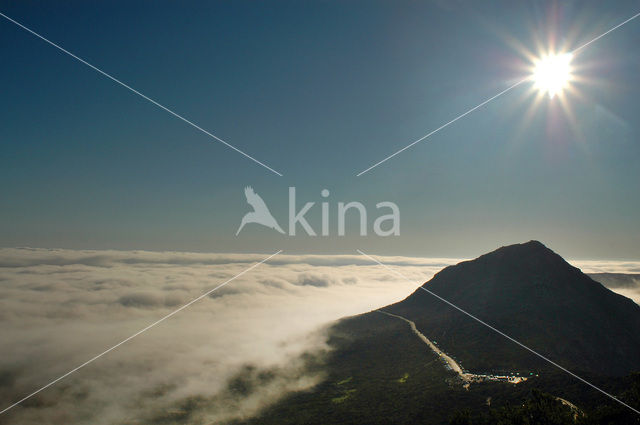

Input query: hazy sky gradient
[1,0,639,259]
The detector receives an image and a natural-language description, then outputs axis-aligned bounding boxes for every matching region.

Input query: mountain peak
[509,239,548,251]
[481,240,557,259]
[429,240,578,288]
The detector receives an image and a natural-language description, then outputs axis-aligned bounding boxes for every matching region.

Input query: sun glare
[532,53,573,98]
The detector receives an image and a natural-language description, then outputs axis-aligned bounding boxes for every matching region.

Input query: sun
[532,53,573,98]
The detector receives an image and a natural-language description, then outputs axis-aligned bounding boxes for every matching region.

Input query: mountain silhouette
[387,240,640,376]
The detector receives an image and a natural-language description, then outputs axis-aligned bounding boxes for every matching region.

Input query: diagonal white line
[356,78,528,176]
[0,250,282,416]
[356,10,640,176]
[0,12,283,177]
[357,249,640,416]
[572,11,640,54]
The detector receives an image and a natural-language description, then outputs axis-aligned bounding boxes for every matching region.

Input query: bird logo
[236,186,285,235]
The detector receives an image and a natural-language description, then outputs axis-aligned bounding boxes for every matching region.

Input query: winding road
[377,310,527,387]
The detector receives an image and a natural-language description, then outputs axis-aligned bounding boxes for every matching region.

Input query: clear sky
[1,0,639,259]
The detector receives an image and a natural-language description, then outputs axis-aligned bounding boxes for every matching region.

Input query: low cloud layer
[587,273,640,305]
[0,248,638,424]
[570,260,640,305]
[0,248,452,425]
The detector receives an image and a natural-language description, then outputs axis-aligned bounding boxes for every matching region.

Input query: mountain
[238,241,640,425]
[387,240,640,376]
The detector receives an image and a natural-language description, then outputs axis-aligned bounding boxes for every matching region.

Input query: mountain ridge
[387,240,640,376]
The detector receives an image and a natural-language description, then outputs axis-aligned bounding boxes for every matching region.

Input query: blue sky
[1,0,639,259]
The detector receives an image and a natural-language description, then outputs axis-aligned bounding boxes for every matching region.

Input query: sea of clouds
[0,248,638,425]
[0,248,458,424]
